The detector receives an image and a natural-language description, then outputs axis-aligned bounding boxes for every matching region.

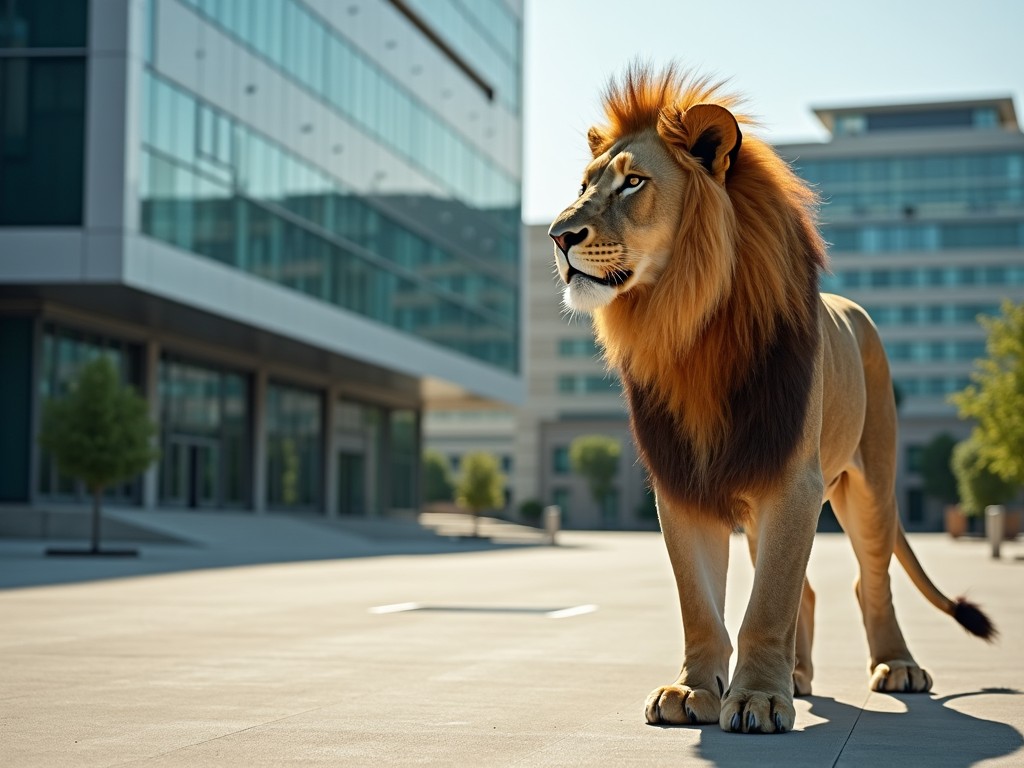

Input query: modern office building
[426,223,651,530]
[0,0,523,521]
[429,96,1024,532]
[778,96,1024,530]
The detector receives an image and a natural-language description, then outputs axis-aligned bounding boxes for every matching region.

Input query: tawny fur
[549,63,996,733]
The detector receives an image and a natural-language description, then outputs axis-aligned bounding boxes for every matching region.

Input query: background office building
[426,223,652,531]
[778,96,1024,530]
[0,0,524,520]
[429,96,1024,532]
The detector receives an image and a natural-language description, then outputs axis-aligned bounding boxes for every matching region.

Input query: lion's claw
[869,661,932,693]
[720,686,795,734]
[645,684,721,725]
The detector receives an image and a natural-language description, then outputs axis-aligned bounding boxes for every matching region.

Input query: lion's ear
[587,126,609,158]
[663,103,742,183]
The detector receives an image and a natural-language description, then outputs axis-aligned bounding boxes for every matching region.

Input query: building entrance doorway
[162,436,220,508]
[336,451,366,516]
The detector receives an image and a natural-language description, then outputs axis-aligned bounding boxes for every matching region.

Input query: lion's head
[549,68,743,317]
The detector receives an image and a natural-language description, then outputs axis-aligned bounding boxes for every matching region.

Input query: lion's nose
[550,227,588,256]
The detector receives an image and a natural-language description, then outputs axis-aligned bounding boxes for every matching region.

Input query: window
[559,337,599,357]
[390,409,418,509]
[553,446,570,474]
[906,445,924,474]
[38,324,143,504]
[0,57,86,224]
[0,0,88,47]
[906,488,925,524]
[266,382,323,510]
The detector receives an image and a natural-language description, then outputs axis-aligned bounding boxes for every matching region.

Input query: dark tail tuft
[953,597,998,641]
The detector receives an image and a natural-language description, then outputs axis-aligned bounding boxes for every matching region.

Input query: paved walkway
[1,526,1022,766]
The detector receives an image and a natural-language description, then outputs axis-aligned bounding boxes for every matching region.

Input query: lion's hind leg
[830,472,932,693]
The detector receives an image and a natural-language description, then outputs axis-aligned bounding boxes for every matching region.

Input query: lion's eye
[618,174,646,194]
[579,181,587,197]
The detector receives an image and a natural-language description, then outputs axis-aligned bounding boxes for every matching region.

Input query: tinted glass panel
[0,57,85,225]
[0,0,88,48]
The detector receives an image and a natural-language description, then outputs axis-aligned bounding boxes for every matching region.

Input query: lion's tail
[893,525,997,641]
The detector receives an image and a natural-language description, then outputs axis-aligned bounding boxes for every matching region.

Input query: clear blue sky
[522,0,1024,223]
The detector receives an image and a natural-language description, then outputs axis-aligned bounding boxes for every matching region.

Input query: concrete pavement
[1,526,1022,766]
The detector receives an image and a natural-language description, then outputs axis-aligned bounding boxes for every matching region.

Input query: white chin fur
[562,278,617,313]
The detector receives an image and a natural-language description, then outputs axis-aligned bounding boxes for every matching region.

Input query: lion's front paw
[719,686,795,734]
[645,684,721,725]
[869,660,933,693]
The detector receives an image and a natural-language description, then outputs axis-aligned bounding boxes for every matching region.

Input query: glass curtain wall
[159,355,250,509]
[139,71,518,371]
[266,382,323,511]
[0,0,87,225]
[37,323,143,504]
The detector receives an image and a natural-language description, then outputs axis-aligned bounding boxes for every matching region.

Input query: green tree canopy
[570,434,621,507]
[951,435,1017,516]
[423,449,455,503]
[455,452,505,536]
[37,357,158,552]
[920,432,959,504]
[950,301,1024,485]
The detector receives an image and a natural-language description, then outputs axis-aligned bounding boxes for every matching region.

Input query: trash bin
[985,505,1005,559]
[544,505,561,546]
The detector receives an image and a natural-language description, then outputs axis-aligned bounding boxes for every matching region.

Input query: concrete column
[324,387,339,518]
[142,339,160,511]
[252,370,268,514]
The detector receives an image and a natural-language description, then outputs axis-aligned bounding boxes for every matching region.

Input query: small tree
[422,449,455,503]
[950,301,1024,486]
[570,435,620,526]
[920,433,959,505]
[455,452,505,537]
[38,358,158,553]
[951,435,1017,517]
[518,499,543,526]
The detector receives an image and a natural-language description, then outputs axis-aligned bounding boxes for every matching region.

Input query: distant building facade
[0,0,523,520]
[428,96,1024,532]
[778,97,1024,529]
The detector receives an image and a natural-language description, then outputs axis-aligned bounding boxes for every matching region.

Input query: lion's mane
[591,65,828,524]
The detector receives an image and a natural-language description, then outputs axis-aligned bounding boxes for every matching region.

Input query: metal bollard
[544,505,561,546]
[985,505,1005,559]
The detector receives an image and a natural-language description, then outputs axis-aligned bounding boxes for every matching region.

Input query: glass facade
[266,382,323,510]
[159,355,250,509]
[401,0,521,111]
[861,303,1000,326]
[0,0,87,226]
[821,264,1024,293]
[558,337,600,358]
[37,324,144,504]
[0,0,87,48]
[139,61,519,371]
[822,221,1024,253]
[557,374,621,394]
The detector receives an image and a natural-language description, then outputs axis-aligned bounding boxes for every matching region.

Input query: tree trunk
[90,487,103,554]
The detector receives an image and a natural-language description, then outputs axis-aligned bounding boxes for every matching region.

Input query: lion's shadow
[687,688,1023,768]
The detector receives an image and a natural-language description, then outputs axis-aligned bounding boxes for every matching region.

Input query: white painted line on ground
[545,604,598,619]
[369,602,422,614]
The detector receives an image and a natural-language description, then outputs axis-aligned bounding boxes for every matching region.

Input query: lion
[548,64,995,734]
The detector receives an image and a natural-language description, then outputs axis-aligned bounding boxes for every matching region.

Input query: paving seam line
[831,691,871,768]
[102,703,338,768]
